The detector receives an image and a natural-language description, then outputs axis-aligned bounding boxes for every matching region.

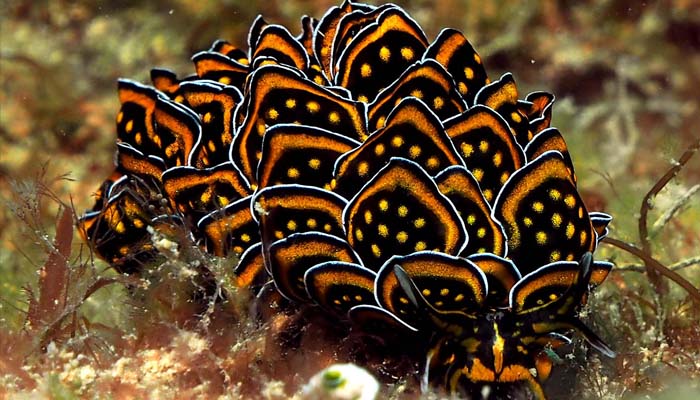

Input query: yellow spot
[358,95,368,103]
[532,201,544,213]
[267,108,279,120]
[285,98,296,109]
[479,140,489,153]
[208,140,216,152]
[455,294,465,302]
[378,224,389,237]
[400,47,414,60]
[364,210,373,224]
[461,143,474,158]
[133,218,144,229]
[493,152,502,167]
[174,95,185,103]
[578,206,584,219]
[396,231,408,243]
[536,231,548,245]
[551,213,562,228]
[511,111,522,123]
[306,101,320,113]
[357,161,369,177]
[371,244,382,258]
[361,63,372,77]
[500,172,510,185]
[455,82,470,99]
[422,288,431,296]
[474,53,482,64]
[257,122,266,136]
[566,222,575,239]
[125,120,134,133]
[484,189,493,202]
[409,145,421,159]
[355,228,364,241]
[391,135,404,147]
[333,299,341,305]
[219,76,231,85]
[550,251,561,262]
[414,218,426,228]
[472,168,484,181]
[399,297,409,304]
[342,295,350,302]
[415,241,427,251]
[308,158,321,169]
[426,157,440,169]
[378,199,389,212]
[440,288,450,296]
[355,295,363,301]
[376,116,386,129]
[398,205,408,217]
[117,111,124,123]
[241,233,251,243]
[134,132,142,145]
[287,220,297,231]
[477,227,486,238]
[435,301,444,307]
[314,75,324,85]
[307,219,317,229]
[374,143,385,156]
[433,96,444,110]
[564,194,576,208]
[217,195,230,207]
[410,89,423,99]
[200,191,212,204]
[549,189,561,200]
[328,111,340,124]
[287,167,300,179]
[233,245,244,254]
[274,230,284,239]
[324,224,332,232]
[379,46,391,62]
[202,112,213,124]
[580,230,588,245]
[467,214,476,225]
[464,67,475,79]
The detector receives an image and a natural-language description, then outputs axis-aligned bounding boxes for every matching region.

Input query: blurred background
[1,1,699,398]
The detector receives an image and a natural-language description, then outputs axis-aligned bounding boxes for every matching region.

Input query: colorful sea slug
[78,2,615,398]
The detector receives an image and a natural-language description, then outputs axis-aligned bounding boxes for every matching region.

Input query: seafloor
[1,1,699,399]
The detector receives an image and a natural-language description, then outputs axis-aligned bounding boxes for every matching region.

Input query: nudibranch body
[79,2,614,398]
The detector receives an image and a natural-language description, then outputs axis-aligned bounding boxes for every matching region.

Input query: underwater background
[1,1,699,398]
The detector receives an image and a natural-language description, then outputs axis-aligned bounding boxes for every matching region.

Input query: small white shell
[300,363,380,400]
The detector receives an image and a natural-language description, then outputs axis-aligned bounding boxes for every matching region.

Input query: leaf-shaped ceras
[493,151,596,275]
[334,6,429,103]
[333,97,464,198]
[232,64,368,185]
[343,157,467,269]
[116,80,200,168]
[444,105,525,204]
